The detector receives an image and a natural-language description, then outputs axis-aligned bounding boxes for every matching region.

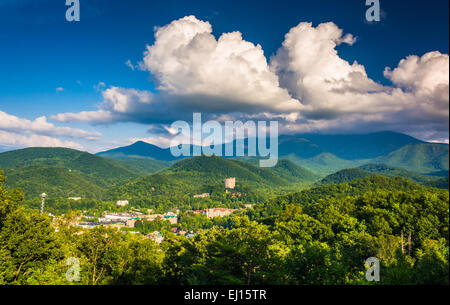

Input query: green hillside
[97,141,177,161]
[0,149,318,205]
[425,177,449,189]
[1,142,447,210]
[374,143,449,173]
[95,133,447,178]
[168,155,317,187]
[283,131,423,159]
[286,143,449,176]
[0,147,139,188]
[270,159,320,182]
[1,165,448,285]
[285,152,370,176]
[98,131,424,162]
[0,148,144,199]
[2,166,104,199]
[114,157,172,175]
[318,168,375,185]
[318,164,447,188]
[106,156,319,211]
[359,164,447,184]
[249,175,443,221]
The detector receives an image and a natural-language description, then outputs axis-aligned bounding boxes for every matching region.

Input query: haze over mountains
[0,131,448,200]
[98,131,424,160]
[98,131,449,175]
[318,164,449,189]
[0,147,139,199]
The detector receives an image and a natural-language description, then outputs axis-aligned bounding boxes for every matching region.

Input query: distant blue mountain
[97,131,448,175]
[278,131,424,159]
[97,141,177,161]
[98,131,426,161]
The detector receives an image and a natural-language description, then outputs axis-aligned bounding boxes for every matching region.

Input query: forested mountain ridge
[99,131,424,161]
[2,171,447,285]
[0,148,317,203]
[248,175,449,224]
[318,164,449,189]
[1,141,448,204]
[373,143,449,173]
[0,147,138,183]
[96,132,448,176]
[0,148,140,199]
[106,155,320,211]
[97,141,177,161]
[2,165,105,199]
[278,131,424,159]
[168,155,318,185]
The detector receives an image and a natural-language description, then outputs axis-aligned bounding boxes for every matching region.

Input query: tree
[0,210,64,284]
[413,239,449,285]
[75,226,124,285]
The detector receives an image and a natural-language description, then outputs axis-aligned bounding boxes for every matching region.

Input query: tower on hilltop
[225,177,236,189]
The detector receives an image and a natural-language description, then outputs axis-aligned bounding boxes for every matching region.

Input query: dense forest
[318,164,449,188]
[2,154,320,216]
[0,169,448,285]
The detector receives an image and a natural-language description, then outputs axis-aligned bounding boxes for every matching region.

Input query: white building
[225,177,236,189]
[116,200,129,206]
[193,193,210,198]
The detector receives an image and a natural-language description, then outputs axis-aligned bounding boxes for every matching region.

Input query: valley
[0,131,448,285]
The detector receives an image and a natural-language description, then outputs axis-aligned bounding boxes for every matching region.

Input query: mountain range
[98,131,449,175]
[98,131,424,161]
[0,147,139,198]
[0,131,448,200]
[318,164,449,189]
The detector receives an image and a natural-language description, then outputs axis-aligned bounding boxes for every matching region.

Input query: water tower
[40,193,47,214]
[225,177,236,189]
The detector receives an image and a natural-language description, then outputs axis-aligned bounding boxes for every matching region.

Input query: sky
[0,0,448,153]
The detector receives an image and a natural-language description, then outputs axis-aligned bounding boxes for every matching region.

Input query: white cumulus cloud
[52,86,158,124]
[270,22,448,141]
[0,110,101,140]
[141,15,301,113]
[50,16,448,143]
[0,130,85,150]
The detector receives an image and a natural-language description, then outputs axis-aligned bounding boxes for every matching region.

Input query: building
[68,197,82,201]
[141,212,178,225]
[193,193,210,198]
[163,215,178,225]
[103,212,138,222]
[225,177,236,189]
[191,208,236,218]
[78,223,98,229]
[116,200,129,207]
[147,231,164,244]
[126,218,137,228]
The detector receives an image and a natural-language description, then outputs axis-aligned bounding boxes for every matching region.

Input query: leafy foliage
[319,164,448,189]
[0,152,448,285]
[106,156,318,213]
[0,147,140,199]
[374,143,449,173]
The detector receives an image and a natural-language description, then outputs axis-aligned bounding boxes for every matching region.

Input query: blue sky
[0,0,448,152]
